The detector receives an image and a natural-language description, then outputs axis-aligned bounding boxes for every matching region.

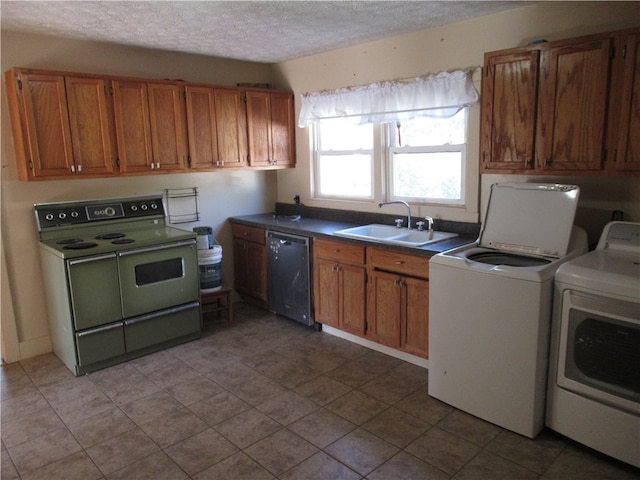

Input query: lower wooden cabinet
[232,224,267,303]
[313,238,430,359]
[313,239,366,335]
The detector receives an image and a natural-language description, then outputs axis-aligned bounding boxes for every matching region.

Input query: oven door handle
[76,321,123,337]
[68,253,117,266]
[117,240,196,257]
[124,301,200,326]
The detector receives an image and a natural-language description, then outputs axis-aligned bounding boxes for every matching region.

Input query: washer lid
[479,183,580,258]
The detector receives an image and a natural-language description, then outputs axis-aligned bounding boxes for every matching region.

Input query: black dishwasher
[266,230,313,327]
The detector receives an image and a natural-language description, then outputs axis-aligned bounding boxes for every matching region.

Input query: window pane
[392,151,462,201]
[318,154,372,197]
[319,120,373,150]
[395,110,466,147]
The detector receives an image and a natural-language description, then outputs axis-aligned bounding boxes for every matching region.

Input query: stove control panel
[35,196,165,229]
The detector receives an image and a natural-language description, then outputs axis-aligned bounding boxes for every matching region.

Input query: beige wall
[0,31,278,362]
[275,2,640,240]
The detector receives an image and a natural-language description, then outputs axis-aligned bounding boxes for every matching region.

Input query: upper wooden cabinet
[185,85,247,169]
[5,67,295,181]
[481,27,640,176]
[5,70,115,180]
[246,89,295,168]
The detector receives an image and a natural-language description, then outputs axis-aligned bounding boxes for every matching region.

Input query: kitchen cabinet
[232,223,267,303]
[113,80,187,173]
[367,248,429,358]
[246,89,295,168]
[5,70,115,180]
[612,31,640,173]
[185,85,247,169]
[481,27,640,176]
[313,238,366,335]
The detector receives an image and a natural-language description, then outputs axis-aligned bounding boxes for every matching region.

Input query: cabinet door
[614,33,640,172]
[246,90,272,166]
[367,270,401,348]
[403,276,429,358]
[148,83,187,172]
[313,257,340,327]
[185,85,218,169]
[233,238,267,302]
[270,92,295,167]
[215,88,247,168]
[65,76,116,176]
[17,73,75,178]
[112,80,153,173]
[341,263,366,336]
[537,38,613,172]
[481,50,540,171]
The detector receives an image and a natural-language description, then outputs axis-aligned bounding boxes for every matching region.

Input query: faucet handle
[424,216,434,231]
[416,221,425,231]
[394,218,404,228]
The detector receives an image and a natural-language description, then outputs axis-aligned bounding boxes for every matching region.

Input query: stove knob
[45,213,54,221]
[71,211,79,218]
[141,204,148,210]
[131,205,138,211]
[150,203,158,209]
[58,212,67,220]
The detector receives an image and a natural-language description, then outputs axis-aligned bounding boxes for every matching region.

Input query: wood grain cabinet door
[367,270,402,348]
[313,257,341,328]
[537,37,613,172]
[214,88,247,168]
[403,276,429,358]
[270,92,295,167]
[481,50,540,172]
[112,80,153,173]
[613,32,640,173]
[185,85,218,170]
[246,90,272,167]
[147,83,187,172]
[65,76,116,176]
[16,73,75,178]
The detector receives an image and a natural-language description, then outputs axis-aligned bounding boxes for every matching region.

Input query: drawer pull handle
[395,261,404,265]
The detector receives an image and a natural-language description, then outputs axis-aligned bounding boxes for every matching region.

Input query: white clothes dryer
[546,221,640,468]
[428,183,588,438]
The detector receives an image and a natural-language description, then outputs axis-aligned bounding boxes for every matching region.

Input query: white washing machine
[428,183,588,438]
[546,221,640,468]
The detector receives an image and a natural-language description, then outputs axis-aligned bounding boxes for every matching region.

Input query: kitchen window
[313,108,468,205]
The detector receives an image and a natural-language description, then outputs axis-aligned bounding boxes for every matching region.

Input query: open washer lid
[479,183,580,259]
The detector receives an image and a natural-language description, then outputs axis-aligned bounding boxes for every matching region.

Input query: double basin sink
[334,224,457,247]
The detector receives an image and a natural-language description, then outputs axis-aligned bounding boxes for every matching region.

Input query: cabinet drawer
[315,238,365,265]
[232,223,265,244]
[368,248,429,279]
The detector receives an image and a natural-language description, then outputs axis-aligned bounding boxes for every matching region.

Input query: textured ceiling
[1,1,528,63]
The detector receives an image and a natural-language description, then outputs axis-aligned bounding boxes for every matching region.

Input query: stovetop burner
[63,242,99,250]
[57,238,84,245]
[95,232,126,240]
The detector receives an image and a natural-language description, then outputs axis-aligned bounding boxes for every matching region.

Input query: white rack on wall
[165,188,200,224]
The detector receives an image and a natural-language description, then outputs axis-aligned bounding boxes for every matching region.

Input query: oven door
[118,240,199,317]
[557,290,640,414]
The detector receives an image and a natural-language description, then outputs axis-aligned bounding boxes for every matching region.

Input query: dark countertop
[229,205,479,257]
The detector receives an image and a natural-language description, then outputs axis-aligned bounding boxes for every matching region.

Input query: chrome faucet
[424,215,434,231]
[378,201,411,229]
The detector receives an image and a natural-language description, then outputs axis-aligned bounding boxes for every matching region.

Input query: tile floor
[2,303,638,480]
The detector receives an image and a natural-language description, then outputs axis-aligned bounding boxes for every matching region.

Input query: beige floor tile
[438,410,502,447]
[188,389,251,426]
[51,387,115,425]
[405,426,481,475]
[367,450,450,480]
[362,406,431,448]
[326,390,388,425]
[280,451,362,480]
[395,385,454,424]
[134,354,201,389]
[66,407,136,448]
[256,389,318,425]
[19,450,103,480]
[325,361,382,388]
[108,451,188,480]
[1,449,20,480]
[358,373,421,404]
[225,374,288,406]
[1,389,50,425]
[244,428,318,476]
[38,374,104,406]
[486,429,565,473]
[8,426,82,475]
[139,407,209,448]
[165,428,238,477]
[325,427,399,476]
[544,444,640,480]
[1,405,65,448]
[454,449,539,479]
[215,408,283,448]
[120,390,185,426]
[289,408,356,448]
[0,374,39,402]
[193,451,274,480]
[86,427,160,475]
[293,375,352,406]
[165,375,225,406]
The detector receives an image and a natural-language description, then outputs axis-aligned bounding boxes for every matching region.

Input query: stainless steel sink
[333,224,458,247]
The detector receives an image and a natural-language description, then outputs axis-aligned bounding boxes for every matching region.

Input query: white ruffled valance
[298,69,479,127]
